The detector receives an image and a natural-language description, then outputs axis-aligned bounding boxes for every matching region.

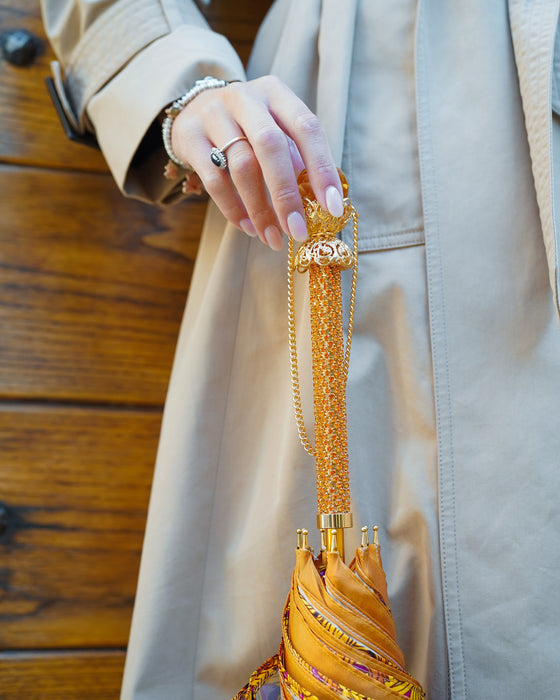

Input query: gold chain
[288,236,315,455]
[288,205,359,456]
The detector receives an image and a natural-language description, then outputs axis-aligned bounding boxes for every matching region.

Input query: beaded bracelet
[162,75,230,169]
[162,76,242,195]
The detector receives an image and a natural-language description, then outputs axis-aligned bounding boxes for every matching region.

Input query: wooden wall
[0,1,268,697]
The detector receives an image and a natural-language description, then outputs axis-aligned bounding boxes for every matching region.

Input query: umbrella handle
[288,169,359,561]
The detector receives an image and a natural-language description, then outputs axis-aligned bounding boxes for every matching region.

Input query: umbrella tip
[360,525,379,549]
[360,525,369,548]
[320,528,327,552]
[296,528,313,552]
[330,529,339,553]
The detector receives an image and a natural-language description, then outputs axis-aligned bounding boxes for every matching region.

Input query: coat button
[1,29,39,67]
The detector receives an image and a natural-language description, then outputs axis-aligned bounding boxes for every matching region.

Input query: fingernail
[287,211,308,242]
[264,225,283,251]
[325,186,344,217]
[239,218,257,237]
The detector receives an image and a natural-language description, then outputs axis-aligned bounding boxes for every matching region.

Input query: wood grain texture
[0,650,125,699]
[0,164,205,405]
[0,404,157,649]
[0,0,268,693]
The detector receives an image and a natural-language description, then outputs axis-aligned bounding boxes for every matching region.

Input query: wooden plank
[0,650,125,699]
[200,0,272,66]
[0,404,157,649]
[200,0,272,24]
[0,164,205,405]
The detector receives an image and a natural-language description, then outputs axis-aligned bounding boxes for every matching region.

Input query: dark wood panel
[200,0,272,66]
[0,650,124,699]
[0,0,266,689]
[200,0,272,24]
[0,405,157,648]
[0,164,204,405]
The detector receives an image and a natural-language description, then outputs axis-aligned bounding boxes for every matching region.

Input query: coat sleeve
[40,0,246,202]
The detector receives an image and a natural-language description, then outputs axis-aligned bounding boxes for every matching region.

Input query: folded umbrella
[235,170,425,700]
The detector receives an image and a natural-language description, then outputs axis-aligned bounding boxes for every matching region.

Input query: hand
[170,75,344,251]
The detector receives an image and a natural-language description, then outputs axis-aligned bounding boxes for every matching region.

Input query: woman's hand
[170,75,344,251]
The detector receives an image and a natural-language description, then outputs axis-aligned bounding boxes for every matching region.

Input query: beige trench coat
[42,1,560,698]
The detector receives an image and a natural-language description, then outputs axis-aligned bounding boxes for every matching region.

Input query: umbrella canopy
[279,536,425,699]
[234,171,425,700]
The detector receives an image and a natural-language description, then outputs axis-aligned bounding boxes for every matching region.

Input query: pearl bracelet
[161,75,230,169]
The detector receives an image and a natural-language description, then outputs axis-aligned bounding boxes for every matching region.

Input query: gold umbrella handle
[288,170,358,559]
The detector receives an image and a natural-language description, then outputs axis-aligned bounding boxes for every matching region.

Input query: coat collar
[508,0,560,315]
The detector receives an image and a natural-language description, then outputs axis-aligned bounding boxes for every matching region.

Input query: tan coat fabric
[42,1,560,698]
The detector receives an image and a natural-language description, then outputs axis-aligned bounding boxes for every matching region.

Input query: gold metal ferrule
[317,512,353,530]
[317,514,353,561]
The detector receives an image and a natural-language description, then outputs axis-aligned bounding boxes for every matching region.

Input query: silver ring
[210,135,248,169]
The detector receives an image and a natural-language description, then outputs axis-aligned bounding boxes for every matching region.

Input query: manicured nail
[239,218,257,237]
[325,186,344,217]
[287,211,308,242]
[264,225,283,251]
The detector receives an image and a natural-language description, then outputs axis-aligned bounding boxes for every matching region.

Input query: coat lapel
[509,0,560,315]
[316,0,358,164]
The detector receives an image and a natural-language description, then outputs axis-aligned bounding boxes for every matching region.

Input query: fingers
[263,78,345,215]
[226,136,286,249]
[173,98,280,249]
[170,76,344,250]
[229,78,344,226]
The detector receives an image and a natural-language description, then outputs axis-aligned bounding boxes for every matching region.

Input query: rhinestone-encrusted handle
[288,170,358,556]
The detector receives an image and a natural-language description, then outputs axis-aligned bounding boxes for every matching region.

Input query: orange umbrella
[235,171,425,700]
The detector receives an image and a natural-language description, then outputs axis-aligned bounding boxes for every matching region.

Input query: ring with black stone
[210,135,248,169]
